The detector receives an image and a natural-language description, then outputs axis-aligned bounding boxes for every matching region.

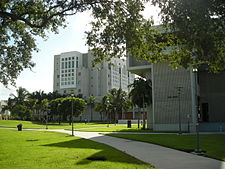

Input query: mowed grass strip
[0,129,155,169]
[0,120,110,129]
[106,133,225,161]
[75,125,152,132]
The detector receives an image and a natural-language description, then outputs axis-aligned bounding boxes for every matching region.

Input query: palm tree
[88,96,96,122]
[129,78,152,129]
[109,88,131,123]
[10,87,29,105]
[95,95,111,124]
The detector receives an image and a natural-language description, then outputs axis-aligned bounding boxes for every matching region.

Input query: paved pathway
[1,127,225,169]
[48,129,225,169]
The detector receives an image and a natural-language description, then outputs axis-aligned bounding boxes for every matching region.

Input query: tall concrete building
[53,51,135,120]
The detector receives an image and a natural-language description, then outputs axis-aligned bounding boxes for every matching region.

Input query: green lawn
[0,120,111,129]
[106,133,225,161]
[0,120,154,132]
[75,125,153,132]
[0,129,155,169]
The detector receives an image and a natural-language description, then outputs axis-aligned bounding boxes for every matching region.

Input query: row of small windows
[61,61,78,69]
[61,77,75,81]
[61,57,76,61]
[61,73,74,77]
[61,69,74,73]
[61,81,75,85]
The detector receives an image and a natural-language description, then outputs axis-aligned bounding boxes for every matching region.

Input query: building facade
[127,55,225,132]
[53,51,135,121]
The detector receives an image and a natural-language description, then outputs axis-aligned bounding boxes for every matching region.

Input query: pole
[177,87,183,134]
[193,69,201,153]
[178,91,181,134]
[71,98,74,136]
[45,113,48,130]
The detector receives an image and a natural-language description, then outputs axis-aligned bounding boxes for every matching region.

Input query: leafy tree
[129,78,152,129]
[59,97,87,124]
[50,98,63,124]
[87,96,96,121]
[0,0,147,86]
[150,0,225,71]
[11,104,31,120]
[86,0,225,72]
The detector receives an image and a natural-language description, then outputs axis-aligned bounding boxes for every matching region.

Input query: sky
[0,3,160,100]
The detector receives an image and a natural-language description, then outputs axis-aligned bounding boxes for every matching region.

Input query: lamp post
[45,112,48,130]
[176,86,183,135]
[71,94,74,136]
[193,68,201,153]
[187,114,190,133]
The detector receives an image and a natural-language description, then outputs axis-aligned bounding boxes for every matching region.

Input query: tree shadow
[42,138,146,165]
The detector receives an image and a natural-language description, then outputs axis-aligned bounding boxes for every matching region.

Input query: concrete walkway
[2,128,225,169]
[46,129,225,169]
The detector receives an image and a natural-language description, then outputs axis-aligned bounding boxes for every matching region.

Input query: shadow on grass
[42,138,145,165]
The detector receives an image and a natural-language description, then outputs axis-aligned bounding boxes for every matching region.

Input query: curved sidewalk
[49,129,225,169]
[2,128,225,169]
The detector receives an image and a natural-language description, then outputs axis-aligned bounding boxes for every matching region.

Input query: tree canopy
[86,0,225,72]
[1,0,224,86]
[0,0,120,86]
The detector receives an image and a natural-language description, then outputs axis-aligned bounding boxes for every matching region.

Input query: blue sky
[0,4,160,100]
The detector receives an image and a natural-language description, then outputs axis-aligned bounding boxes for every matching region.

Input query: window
[69,62,71,68]
[61,62,64,69]
[76,57,79,68]
[68,81,70,85]
[72,73,74,76]
[62,74,64,77]
[78,72,81,76]
[78,89,81,93]
[72,69,74,72]
[72,81,74,84]
[61,70,64,73]
[65,58,67,61]
[72,61,74,68]
[68,69,71,72]
[57,75,60,78]
[65,62,67,68]
[62,58,64,61]
[72,77,74,80]
[69,57,71,60]
[72,57,74,60]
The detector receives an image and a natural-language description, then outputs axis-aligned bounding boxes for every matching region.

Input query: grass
[0,120,111,129]
[106,133,225,161]
[0,129,155,169]
[75,125,153,132]
[0,120,158,132]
